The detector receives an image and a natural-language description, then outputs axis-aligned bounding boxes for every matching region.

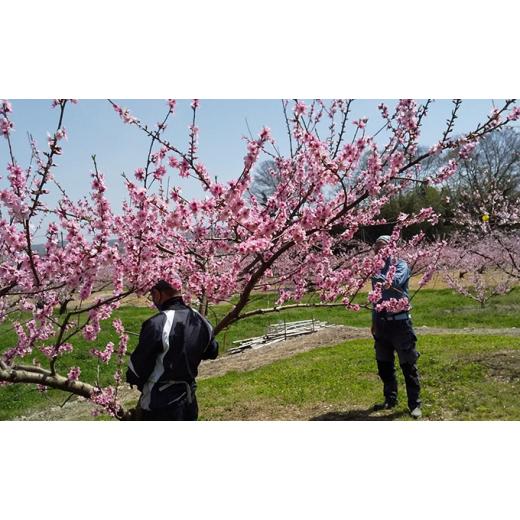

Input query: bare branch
[237,302,351,320]
[0,367,95,399]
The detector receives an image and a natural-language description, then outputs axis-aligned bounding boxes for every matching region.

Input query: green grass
[212,287,520,350]
[197,334,520,421]
[1,287,519,420]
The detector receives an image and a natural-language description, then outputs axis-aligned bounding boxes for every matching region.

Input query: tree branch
[237,302,350,320]
[0,367,95,399]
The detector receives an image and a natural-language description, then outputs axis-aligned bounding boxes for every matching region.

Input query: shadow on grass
[310,406,408,421]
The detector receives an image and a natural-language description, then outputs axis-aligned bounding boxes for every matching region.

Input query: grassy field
[197,334,520,420]
[1,287,519,420]
[211,287,520,349]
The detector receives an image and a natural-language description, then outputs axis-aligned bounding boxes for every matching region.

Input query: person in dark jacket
[371,235,422,419]
[126,280,218,420]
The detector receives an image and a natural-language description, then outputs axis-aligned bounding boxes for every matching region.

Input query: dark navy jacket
[126,297,218,411]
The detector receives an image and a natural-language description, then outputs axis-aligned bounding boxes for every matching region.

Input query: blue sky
[2,99,511,241]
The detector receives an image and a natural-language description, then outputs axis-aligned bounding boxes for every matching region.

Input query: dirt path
[200,324,520,378]
[17,325,520,420]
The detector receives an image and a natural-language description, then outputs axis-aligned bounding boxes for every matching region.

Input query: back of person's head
[151,279,181,298]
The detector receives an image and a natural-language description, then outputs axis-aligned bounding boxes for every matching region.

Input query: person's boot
[410,406,422,419]
[373,399,398,411]
[401,362,421,417]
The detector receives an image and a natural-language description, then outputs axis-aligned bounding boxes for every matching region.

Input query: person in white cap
[371,235,422,419]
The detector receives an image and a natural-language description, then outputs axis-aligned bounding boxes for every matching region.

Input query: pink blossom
[353,117,368,129]
[368,284,383,304]
[168,156,179,169]
[114,369,122,385]
[80,280,93,300]
[343,300,361,311]
[507,106,520,121]
[396,99,418,135]
[67,366,81,381]
[1,118,13,138]
[7,163,27,191]
[90,341,114,364]
[276,289,291,306]
[294,101,306,117]
[91,176,106,193]
[238,238,270,254]
[113,319,129,356]
[414,207,438,224]
[83,324,99,341]
[188,124,199,157]
[112,103,136,124]
[90,387,121,417]
[153,165,167,180]
[378,103,389,119]
[40,342,73,359]
[50,99,78,108]
[459,141,477,160]
[1,100,13,114]
[55,128,67,141]
[375,297,410,313]
[428,143,442,154]
[210,183,224,197]
[288,224,305,244]
[178,159,190,178]
[489,108,501,125]
[113,318,125,336]
[259,127,272,141]
[430,159,458,184]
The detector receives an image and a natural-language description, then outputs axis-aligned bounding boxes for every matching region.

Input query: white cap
[375,235,391,244]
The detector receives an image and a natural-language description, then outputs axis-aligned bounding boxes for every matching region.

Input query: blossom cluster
[90,386,122,417]
[112,103,137,124]
[67,366,81,381]
[439,236,516,306]
[90,341,114,364]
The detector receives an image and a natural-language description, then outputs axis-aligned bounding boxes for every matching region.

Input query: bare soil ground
[17,325,520,421]
[469,349,520,383]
